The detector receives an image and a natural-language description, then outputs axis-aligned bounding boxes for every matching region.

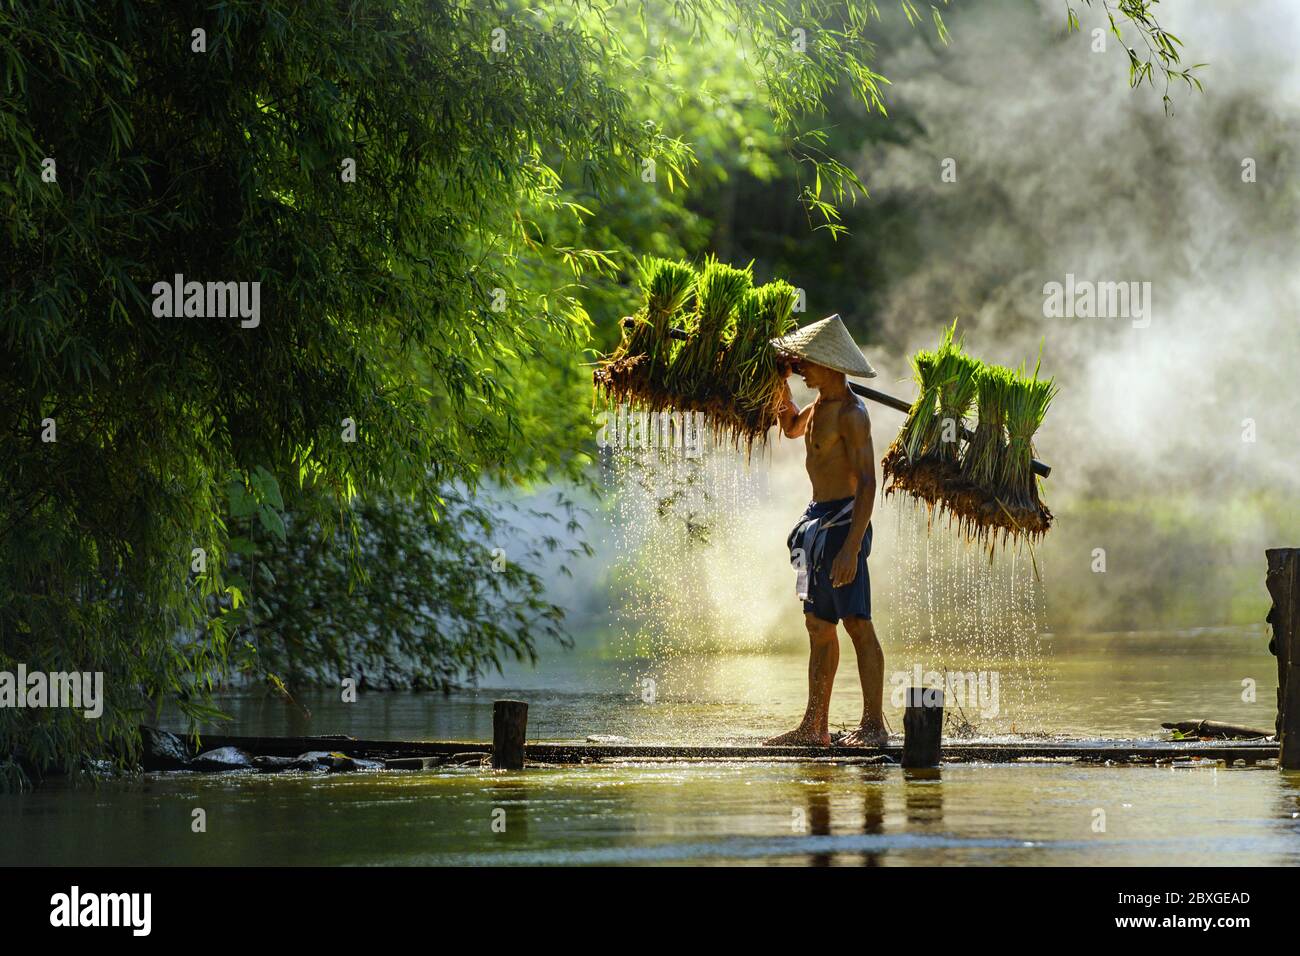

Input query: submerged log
[1266,549,1300,769]
[1160,720,1273,740]
[492,699,528,770]
[384,756,442,770]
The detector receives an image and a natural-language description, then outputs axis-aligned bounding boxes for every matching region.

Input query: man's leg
[840,616,888,747]
[762,613,839,746]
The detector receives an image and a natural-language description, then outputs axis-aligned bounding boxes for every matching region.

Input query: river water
[5,627,1300,866]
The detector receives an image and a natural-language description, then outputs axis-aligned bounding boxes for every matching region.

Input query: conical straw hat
[771,314,877,378]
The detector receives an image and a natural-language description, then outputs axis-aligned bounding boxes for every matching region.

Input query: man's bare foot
[837,723,889,748]
[762,727,831,747]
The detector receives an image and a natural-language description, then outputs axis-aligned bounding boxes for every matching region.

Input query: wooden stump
[902,687,944,768]
[492,699,529,770]
[1266,549,1300,769]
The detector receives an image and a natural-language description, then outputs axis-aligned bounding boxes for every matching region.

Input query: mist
[846,0,1300,631]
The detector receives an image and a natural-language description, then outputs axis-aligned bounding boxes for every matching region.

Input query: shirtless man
[762,317,887,748]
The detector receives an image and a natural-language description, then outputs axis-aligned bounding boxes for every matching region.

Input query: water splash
[885,498,1052,736]
[599,408,771,736]
[597,403,1053,740]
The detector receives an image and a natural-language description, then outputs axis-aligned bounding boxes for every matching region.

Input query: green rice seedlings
[734,281,798,413]
[884,322,981,526]
[962,364,1012,492]
[718,287,764,404]
[882,348,938,501]
[931,346,980,466]
[618,257,696,399]
[899,349,944,462]
[666,256,752,404]
[1003,360,1057,516]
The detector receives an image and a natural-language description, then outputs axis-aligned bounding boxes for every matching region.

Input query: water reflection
[788,764,938,867]
[5,761,1300,866]
[1275,770,1300,836]
[802,764,833,866]
[860,767,888,867]
[486,775,531,845]
[6,628,1294,866]
[903,768,944,831]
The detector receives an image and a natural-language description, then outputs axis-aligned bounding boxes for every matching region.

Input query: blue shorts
[789,497,872,625]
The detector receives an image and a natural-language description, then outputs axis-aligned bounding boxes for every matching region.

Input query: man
[762,314,888,748]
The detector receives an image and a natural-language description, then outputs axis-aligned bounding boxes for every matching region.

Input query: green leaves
[1068,0,1207,113]
[238,490,581,691]
[226,469,285,543]
[3,0,664,781]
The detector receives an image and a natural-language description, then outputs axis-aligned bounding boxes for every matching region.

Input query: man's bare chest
[805,406,843,457]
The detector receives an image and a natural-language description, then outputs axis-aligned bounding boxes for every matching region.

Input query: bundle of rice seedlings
[884,323,971,500]
[706,287,763,444]
[932,348,980,467]
[877,320,1057,550]
[919,343,982,534]
[999,361,1057,540]
[727,280,798,443]
[665,256,752,409]
[594,256,695,407]
[901,351,942,459]
[884,323,996,539]
[962,365,1012,491]
[881,348,942,499]
[949,364,1006,544]
[718,288,764,403]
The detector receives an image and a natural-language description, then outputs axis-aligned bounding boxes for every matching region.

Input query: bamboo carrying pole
[635,320,1053,478]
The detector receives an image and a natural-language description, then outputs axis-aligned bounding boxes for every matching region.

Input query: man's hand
[777,374,812,439]
[830,539,860,587]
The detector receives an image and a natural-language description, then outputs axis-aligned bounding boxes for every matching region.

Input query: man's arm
[777,377,814,438]
[830,402,876,587]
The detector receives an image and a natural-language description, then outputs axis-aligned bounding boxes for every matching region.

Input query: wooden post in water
[902,687,944,768]
[492,699,529,770]
[1266,549,1300,769]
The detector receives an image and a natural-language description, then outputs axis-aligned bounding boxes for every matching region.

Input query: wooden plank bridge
[192,732,1278,767]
